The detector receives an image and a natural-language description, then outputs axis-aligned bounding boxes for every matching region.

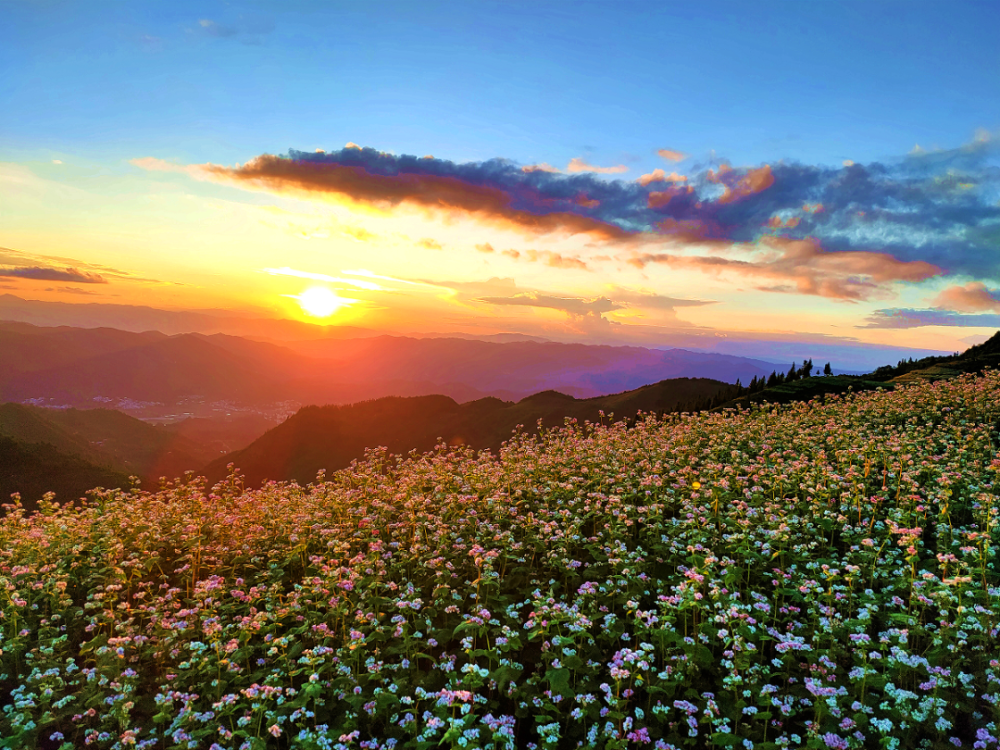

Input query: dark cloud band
[0,266,107,284]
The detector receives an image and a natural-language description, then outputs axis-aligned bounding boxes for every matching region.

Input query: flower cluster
[3,371,1000,748]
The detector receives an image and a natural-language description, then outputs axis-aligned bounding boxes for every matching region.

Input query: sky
[2,0,1000,361]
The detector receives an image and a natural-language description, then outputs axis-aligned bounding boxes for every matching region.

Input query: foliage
[3,372,1000,749]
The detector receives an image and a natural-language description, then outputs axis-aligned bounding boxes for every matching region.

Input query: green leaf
[547,667,571,697]
[711,732,742,746]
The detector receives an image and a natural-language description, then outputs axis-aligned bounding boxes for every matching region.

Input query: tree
[823,362,832,376]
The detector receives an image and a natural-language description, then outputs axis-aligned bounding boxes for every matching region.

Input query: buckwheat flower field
[4,373,1000,750]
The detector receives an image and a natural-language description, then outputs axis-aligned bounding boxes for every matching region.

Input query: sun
[291,286,353,318]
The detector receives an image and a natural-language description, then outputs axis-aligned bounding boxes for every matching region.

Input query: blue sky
[2,1,1000,364]
[4,1,997,168]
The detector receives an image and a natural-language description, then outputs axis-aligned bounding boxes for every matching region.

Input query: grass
[2,371,1000,749]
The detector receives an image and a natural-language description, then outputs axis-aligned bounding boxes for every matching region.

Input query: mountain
[0,436,130,513]
[281,335,775,397]
[0,403,211,482]
[202,377,731,486]
[0,322,776,413]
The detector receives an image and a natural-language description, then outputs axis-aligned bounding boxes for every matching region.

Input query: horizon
[3,2,1000,365]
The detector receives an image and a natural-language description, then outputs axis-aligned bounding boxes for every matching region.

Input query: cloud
[628,236,940,301]
[341,268,448,290]
[262,266,386,291]
[130,157,207,180]
[657,149,687,162]
[141,130,1000,289]
[605,286,715,311]
[637,169,687,186]
[707,164,775,204]
[0,266,107,284]
[0,246,155,284]
[566,158,628,175]
[196,150,631,241]
[860,308,1000,329]
[43,286,100,295]
[647,185,694,209]
[342,225,377,242]
[475,242,495,253]
[522,250,589,271]
[522,163,561,173]
[930,281,1000,313]
[479,292,621,318]
[417,238,443,250]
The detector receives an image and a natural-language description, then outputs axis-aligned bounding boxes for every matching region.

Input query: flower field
[3,373,1000,750]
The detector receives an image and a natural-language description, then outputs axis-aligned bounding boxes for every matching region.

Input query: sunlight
[288,286,356,318]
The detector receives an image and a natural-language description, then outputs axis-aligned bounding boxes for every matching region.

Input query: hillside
[0,403,219,484]
[0,435,129,512]
[4,370,1000,748]
[703,330,1000,411]
[202,376,731,485]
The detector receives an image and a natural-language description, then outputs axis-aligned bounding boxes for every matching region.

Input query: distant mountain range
[0,321,776,412]
[0,293,952,371]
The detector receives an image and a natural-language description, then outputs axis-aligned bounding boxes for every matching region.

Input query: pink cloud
[566,157,628,174]
[707,164,775,204]
[522,162,561,173]
[657,148,687,162]
[931,282,1000,312]
[637,168,688,187]
[647,185,694,209]
[627,237,941,301]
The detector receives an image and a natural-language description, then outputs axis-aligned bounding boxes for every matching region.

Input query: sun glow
[288,287,356,318]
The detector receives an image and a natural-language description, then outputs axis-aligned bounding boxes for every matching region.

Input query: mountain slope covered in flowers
[3,372,1000,749]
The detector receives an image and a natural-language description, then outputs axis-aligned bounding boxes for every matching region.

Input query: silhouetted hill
[707,330,1000,411]
[202,377,730,486]
[0,436,129,513]
[0,403,210,483]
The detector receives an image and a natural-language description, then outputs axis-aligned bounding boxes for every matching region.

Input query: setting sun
[289,286,354,318]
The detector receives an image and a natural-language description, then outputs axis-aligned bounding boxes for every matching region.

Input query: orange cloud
[765,215,801,230]
[627,237,941,301]
[637,169,688,186]
[522,163,561,173]
[496,248,589,270]
[575,194,600,208]
[524,250,589,271]
[802,203,824,213]
[707,164,775,204]
[475,242,495,253]
[931,282,1000,312]
[566,157,628,175]
[199,154,631,242]
[647,185,694,209]
[417,238,443,250]
[657,148,687,162]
